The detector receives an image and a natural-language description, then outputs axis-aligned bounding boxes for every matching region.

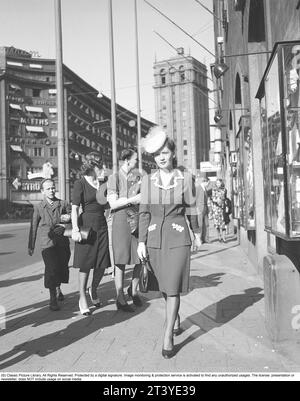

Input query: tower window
[160,69,166,85]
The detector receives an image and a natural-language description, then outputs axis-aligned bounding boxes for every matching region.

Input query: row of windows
[26,147,57,158]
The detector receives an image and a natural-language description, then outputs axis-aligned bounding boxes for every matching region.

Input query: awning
[26,126,44,133]
[49,108,57,114]
[9,84,21,91]
[10,103,22,110]
[25,106,43,113]
[29,64,42,69]
[10,145,23,152]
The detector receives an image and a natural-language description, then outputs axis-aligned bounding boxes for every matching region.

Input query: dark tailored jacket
[138,169,200,249]
[28,198,71,251]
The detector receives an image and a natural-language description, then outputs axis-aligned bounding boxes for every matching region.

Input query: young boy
[28,179,71,311]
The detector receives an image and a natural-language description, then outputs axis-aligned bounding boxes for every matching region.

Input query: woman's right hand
[137,242,147,261]
[72,231,82,243]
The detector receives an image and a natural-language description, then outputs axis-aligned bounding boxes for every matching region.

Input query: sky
[0,0,215,123]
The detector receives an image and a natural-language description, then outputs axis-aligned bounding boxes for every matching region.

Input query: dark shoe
[127,286,143,307]
[56,288,64,302]
[116,300,134,313]
[49,300,60,311]
[88,287,101,308]
[162,347,176,359]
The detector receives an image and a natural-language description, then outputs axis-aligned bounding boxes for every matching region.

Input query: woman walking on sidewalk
[28,179,71,311]
[208,179,227,243]
[107,149,143,312]
[137,127,202,359]
[71,152,111,316]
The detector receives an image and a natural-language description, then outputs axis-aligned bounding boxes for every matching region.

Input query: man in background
[196,177,210,244]
[28,179,71,311]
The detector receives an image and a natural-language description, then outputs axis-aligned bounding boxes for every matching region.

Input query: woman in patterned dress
[208,178,227,242]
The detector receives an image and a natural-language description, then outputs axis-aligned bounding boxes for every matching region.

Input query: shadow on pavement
[0,273,44,288]
[191,243,240,260]
[0,234,16,240]
[176,287,264,355]
[0,252,15,257]
[188,273,225,291]
[0,271,150,370]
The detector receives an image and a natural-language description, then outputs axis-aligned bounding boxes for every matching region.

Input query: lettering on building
[20,117,49,126]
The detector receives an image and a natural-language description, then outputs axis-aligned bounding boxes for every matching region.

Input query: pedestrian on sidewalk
[208,178,227,243]
[137,127,202,359]
[71,152,111,316]
[195,176,210,244]
[107,149,143,313]
[224,196,232,235]
[28,179,71,311]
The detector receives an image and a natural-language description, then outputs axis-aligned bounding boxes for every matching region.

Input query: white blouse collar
[150,169,184,190]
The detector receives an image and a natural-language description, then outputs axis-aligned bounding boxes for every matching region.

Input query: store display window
[257,41,300,239]
[235,116,256,230]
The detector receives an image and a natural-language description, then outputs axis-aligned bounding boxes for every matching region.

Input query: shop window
[258,41,300,239]
[248,0,266,43]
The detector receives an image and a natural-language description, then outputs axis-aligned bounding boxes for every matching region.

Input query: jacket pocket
[166,220,192,249]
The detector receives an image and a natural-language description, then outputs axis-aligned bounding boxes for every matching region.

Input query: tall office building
[153,48,210,173]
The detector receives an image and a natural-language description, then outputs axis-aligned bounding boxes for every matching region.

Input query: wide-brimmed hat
[141,126,167,154]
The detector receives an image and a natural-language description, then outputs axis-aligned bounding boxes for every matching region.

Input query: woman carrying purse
[71,152,111,316]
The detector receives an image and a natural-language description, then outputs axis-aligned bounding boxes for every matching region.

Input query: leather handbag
[139,258,159,293]
[62,224,93,242]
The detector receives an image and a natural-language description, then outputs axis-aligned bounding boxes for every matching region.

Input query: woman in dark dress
[137,127,202,358]
[71,153,111,316]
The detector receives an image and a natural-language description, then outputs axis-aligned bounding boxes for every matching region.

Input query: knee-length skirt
[148,240,191,296]
[73,226,111,273]
[111,209,140,265]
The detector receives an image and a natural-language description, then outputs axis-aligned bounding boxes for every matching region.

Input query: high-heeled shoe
[88,287,101,308]
[79,300,92,316]
[162,347,176,359]
[116,300,134,313]
[127,285,143,307]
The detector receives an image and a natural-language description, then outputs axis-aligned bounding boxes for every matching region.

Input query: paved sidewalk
[1,235,300,373]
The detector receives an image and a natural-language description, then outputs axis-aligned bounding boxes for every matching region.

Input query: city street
[1,223,300,374]
[0,223,42,274]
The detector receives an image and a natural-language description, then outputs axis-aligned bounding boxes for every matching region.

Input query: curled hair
[81,152,103,176]
[119,148,137,161]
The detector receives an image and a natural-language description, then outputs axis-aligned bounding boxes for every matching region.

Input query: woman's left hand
[192,233,202,252]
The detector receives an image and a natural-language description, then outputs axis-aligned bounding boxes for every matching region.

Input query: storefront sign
[18,180,41,192]
[32,99,56,107]
[20,117,49,126]
[6,95,24,103]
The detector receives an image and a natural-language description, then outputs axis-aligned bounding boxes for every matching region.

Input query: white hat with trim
[141,126,167,154]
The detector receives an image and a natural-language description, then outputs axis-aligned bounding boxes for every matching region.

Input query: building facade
[212,0,300,272]
[153,48,210,174]
[0,46,155,216]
